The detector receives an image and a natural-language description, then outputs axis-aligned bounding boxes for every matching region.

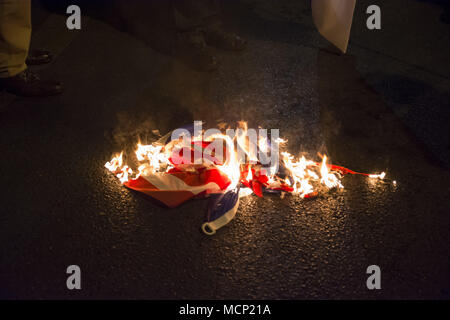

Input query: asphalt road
[0,0,449,299]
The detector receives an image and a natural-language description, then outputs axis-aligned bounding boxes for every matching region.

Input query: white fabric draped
[312,0,356,53]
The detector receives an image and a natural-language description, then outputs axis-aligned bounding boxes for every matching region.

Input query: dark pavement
[1,0,449,299]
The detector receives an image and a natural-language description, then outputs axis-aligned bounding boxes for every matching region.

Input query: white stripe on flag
[141,173,222,195]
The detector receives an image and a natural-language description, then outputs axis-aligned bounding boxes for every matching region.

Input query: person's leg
[110,0,176,53]
[0,0,31,78]
[112,0,217,72]
[174,0,220,30]
[174,0,246,51]
[142,0,218,71]
[0,0,62,97]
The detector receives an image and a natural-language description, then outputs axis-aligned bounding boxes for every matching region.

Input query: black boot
[0,69,63,97]
[174,29,219,72]
[26,49,52,66]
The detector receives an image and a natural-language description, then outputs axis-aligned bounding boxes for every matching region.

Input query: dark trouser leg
[113,0,178,54]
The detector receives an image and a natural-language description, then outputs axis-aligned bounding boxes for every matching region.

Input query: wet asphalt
[0,0,449,299]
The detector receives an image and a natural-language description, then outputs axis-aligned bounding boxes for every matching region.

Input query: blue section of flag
[206,187,240,223]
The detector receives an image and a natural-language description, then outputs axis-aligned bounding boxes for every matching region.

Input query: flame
[207,133,241,191]
[320,155,344,189]
[105,126,244,191]
[279,153,346,197]
[281,153,316,197]
[105,152,123,173]
[104,152,135,184]
[236,121,259,164]
[246,165,253,181]
[135,143,168,173]
[258,136,268,153]
[369,172,386,179]
[105,122,387,200]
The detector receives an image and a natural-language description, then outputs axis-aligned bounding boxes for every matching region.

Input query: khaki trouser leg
[0,0,31,78]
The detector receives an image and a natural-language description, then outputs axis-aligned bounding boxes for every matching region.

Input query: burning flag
[105,122,388,235]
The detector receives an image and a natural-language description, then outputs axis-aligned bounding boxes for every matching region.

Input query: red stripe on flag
[124,176,197,208]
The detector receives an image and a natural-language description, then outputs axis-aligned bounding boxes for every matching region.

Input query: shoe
[203,28,246,51]
[0,69,63,97]
[26,49,52,66]
[174,30,219,72]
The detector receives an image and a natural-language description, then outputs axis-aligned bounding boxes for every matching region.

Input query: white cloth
[312,0,356,53]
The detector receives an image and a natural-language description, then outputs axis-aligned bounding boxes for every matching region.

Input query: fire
[104,121,393,235]
[209,133,241,190]
[105,122,388,200]
[246,165,253,181]
[105,152,123,172]
[369,172,386,179]
[320,155,344,189]
[104,152,134,183]
[281,153,315,197]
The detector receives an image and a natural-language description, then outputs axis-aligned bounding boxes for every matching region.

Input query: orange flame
[105,122,387,199]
